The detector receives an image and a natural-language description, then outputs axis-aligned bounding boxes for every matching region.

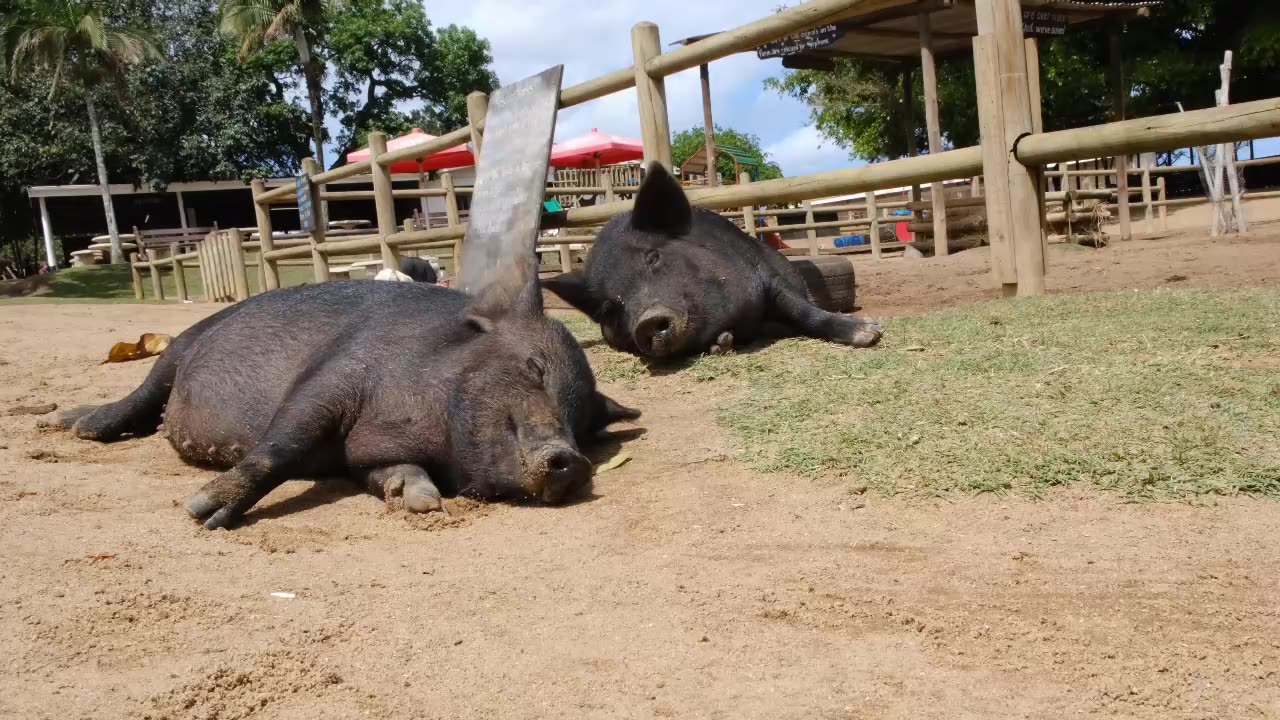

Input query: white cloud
[765,124,859,176]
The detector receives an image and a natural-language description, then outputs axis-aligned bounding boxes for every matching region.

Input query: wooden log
[1141,158,1154,234]
[130,253,144,300]
[632,23,673,171]
[1026,36,1050,268]
[319,190,376,200]
[645,0,898,78]
[909,215,986,234]
[368,132,401,270]
[466,92,488,155]
[740,173,757,238]
[251,179,280,290]
[228,228,251,302]
[700,63,718,187]
[602,170,615,203]
[560,68,635,108]
[972,35,1017,295]
[803,200,819,256]
[1015,97,1280,166]
[376,126,471,170]
[907,195,988,211]
[302,157,330,284]
[920,10,948,256]
[866,192,882,260]
[441,171,462,277]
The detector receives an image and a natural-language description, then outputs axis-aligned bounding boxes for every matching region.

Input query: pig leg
[708,332,735,355]
[41,343,181,441]
[767,283,883,348]
[186,393,342,530]
[354,464,446,515]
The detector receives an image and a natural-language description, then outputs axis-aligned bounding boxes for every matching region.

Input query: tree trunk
[295,25,326,169]
[85,93,123,265]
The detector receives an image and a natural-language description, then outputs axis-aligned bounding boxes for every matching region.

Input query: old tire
[788,256,856,313]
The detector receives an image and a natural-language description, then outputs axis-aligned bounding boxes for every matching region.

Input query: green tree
[218,0,341,169]
[670,125,783,183]
[327,0,497,165]
[2,0,159,264]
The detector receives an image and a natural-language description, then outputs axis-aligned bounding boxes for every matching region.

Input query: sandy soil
[2,223,1280,719]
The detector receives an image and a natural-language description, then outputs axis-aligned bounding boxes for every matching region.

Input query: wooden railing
[128,0,1280,302]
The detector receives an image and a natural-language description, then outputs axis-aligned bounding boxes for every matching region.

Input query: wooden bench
[132,226,216,259]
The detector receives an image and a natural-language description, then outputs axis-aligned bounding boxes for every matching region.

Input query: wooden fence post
[632,22,673,171]
[250,179,279,290]
[920,10,949,257]
[442,171,462,277]
[205,233,223,302]
[130,253,144,299]
[866,192,882,260]
[803,200,818,256]
[1109,25,1131,241]
[368,131,401,271]
[1156,176,1168,230]
[602,170,615,203]
[1141,158,1154,234]
[301,157,330,283]
[145,249,165,301]
[172,253,188,302]
[466,92,489,155]
[228,228,250,302]
[973,0,1043,297]
[739,173,756,238]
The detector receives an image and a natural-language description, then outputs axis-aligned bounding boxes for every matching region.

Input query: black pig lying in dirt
[543,164,883,360]
[44,280,639,529]
[397,256,438,283]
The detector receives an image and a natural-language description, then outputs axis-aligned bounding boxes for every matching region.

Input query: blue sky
[402,0,857,177]
[326,0,1277,174]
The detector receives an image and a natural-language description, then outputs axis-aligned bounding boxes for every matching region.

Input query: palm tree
[219,0,339,169]
[2,0,158,265]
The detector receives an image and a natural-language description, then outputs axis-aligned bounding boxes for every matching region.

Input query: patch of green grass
[591,288,1280,499]
[1,263,335,304]
[556,312,647,383]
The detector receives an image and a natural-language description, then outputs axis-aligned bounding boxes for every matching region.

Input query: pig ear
[595,392,641,428]
[541,270,600,317]
[630,162,692,236]
[465,277,544,333]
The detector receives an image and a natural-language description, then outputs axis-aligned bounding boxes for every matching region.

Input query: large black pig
[543,164,883,359]
[43,279,639,529]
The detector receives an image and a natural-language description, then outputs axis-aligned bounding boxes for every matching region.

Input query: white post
[38,197,57,269]
[176,190,189,229]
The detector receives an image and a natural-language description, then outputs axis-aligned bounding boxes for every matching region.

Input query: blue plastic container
[833,234,867,248]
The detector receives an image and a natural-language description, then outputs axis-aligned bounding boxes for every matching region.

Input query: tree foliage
[766,0,1279,164]
[671,125,783,182]
[327,0,497,163]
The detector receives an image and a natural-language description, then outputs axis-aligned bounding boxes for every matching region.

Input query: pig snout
[633,306,686,358]
[527,444,592,504]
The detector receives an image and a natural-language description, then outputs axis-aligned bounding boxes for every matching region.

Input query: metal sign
[296,175,317,233]
[458,65,564,297]
[1022,9,1068,36]
[756,24,842,59]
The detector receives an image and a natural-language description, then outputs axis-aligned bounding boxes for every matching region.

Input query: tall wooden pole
[919,10,948,256]
[250,179,279,290]
[1110,24,1131,241]
[368,131,401,270]
[302,157,330,283]
[632,23,673,172]
[902,67,920,244]
[974,0,1044,297]
[700,63,718,187]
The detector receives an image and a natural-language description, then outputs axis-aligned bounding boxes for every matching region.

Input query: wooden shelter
[679,144,762,186]
[762,0,1159,255]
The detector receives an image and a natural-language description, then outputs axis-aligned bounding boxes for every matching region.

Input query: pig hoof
[363,465,446,515]
[185,470,256,530]
[37,405,98,432]
[404,478,445,515]
[709,332,735,355]
[849,320,884,348]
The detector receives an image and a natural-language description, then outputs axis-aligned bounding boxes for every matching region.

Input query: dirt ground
[3,222,1280,719]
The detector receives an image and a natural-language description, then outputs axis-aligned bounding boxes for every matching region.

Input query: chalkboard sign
[458,65,564,298]
[1022,9,1068,36]
[296,176,317,233]
[756,24,842,59]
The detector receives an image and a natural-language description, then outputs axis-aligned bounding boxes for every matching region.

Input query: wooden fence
[129,0,1280,302]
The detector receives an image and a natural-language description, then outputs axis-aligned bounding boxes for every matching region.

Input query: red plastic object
[894,220,910,241]
[346,128,474,173]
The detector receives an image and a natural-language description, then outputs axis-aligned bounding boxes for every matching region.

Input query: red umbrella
[550,128,644,168]
[346,128,474,173]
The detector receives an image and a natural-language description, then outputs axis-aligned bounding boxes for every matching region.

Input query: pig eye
[644,249,661,268]
[526,356,546,384]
